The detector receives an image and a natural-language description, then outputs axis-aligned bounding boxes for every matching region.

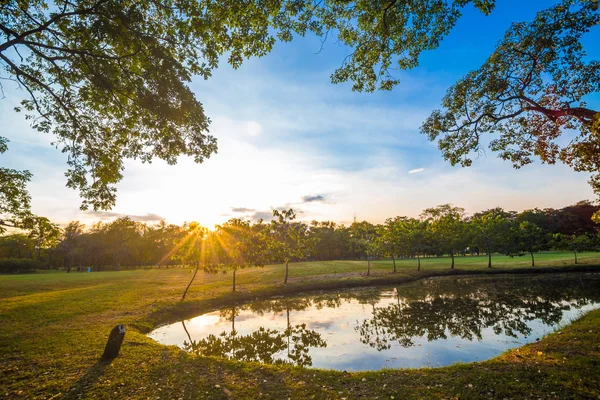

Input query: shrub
[0,258,40,273]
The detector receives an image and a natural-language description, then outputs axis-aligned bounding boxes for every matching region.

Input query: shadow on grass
[63,359,113,399]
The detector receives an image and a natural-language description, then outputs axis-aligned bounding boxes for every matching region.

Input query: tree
[0,138,32,233]
[173,222,218,301]
[102,217,140,269]
[56,221,84,272]
[403,218,430,271]
[554,200,600,235]
[515,221,546,267]
[470,208,513,268]
[267,209,312,285]
[80,223,105,270]
[421,204,468,269]
[0,0,325,209]
[380,217,429,272]
[553,233,597,264]
[214,218,268,292]
[421,1,600,216]
[151,220,186,267]
[27,216,60,261]
[348,221,378,276]
[5,1,599,217]
[517,208,557,233]
[309,1,496,92]
[0,233,34,259]
[377,220,399,273]
[310,221,345,261]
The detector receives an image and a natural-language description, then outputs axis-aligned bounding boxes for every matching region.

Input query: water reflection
[182,304,327,367]
[357,278,591,350]
[149,274,600,370]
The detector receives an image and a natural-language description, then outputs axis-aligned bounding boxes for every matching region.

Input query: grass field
[1,251,600,399]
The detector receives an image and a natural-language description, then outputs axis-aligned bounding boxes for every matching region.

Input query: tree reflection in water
[182,303,327,367]
[357,275,599,350]
[175,274,600,367]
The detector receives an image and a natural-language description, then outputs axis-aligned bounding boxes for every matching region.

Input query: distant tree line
[0,201,599,279]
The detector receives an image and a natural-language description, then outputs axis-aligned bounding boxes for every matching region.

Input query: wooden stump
[101,324,126,360]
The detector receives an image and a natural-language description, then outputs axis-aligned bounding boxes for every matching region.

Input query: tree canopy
[214,218,268,291]
[421,204,468,269]
[267,209,312,284]
[0,138,32,232]
[470,208,514,267]
[1,0,599,220]
[0,0,320,211]
[421,0,600,211]
[0,0,495,209]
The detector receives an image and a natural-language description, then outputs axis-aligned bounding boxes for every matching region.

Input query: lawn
[1,251,600,399]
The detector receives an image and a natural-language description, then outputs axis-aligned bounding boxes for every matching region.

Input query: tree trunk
[284,261,289,285]
[417,255,421,271]
[101,324,126,360]
[392,256,396,273]
[232,269,236,292]
[231,307,237,353]
[286,305,291,358]
[450,251,455,269]
[530,251,535,267]
[367,254,371,276]
[231,307,236,332]
[488,249,492,268]
[67,254,74,273]
[182,320,192,344]
[113,251,121,270]
[181,265,199,301]
[574,250,578,264]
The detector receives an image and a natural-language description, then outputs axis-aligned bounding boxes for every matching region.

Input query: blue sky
[1,0,598,227]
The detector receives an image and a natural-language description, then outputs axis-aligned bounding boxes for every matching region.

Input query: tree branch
[0,0,109,53]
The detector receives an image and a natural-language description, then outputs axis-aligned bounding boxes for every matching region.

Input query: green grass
[1,251,600,399]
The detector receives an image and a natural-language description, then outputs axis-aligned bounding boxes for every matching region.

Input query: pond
[148,273,600,371]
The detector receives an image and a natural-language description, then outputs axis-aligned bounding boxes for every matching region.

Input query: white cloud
[408,168,425,174]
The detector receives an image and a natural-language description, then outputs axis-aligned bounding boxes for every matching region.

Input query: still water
[148,273,600,371]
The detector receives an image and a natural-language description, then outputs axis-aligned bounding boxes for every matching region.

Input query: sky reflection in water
[148,273,600,371]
